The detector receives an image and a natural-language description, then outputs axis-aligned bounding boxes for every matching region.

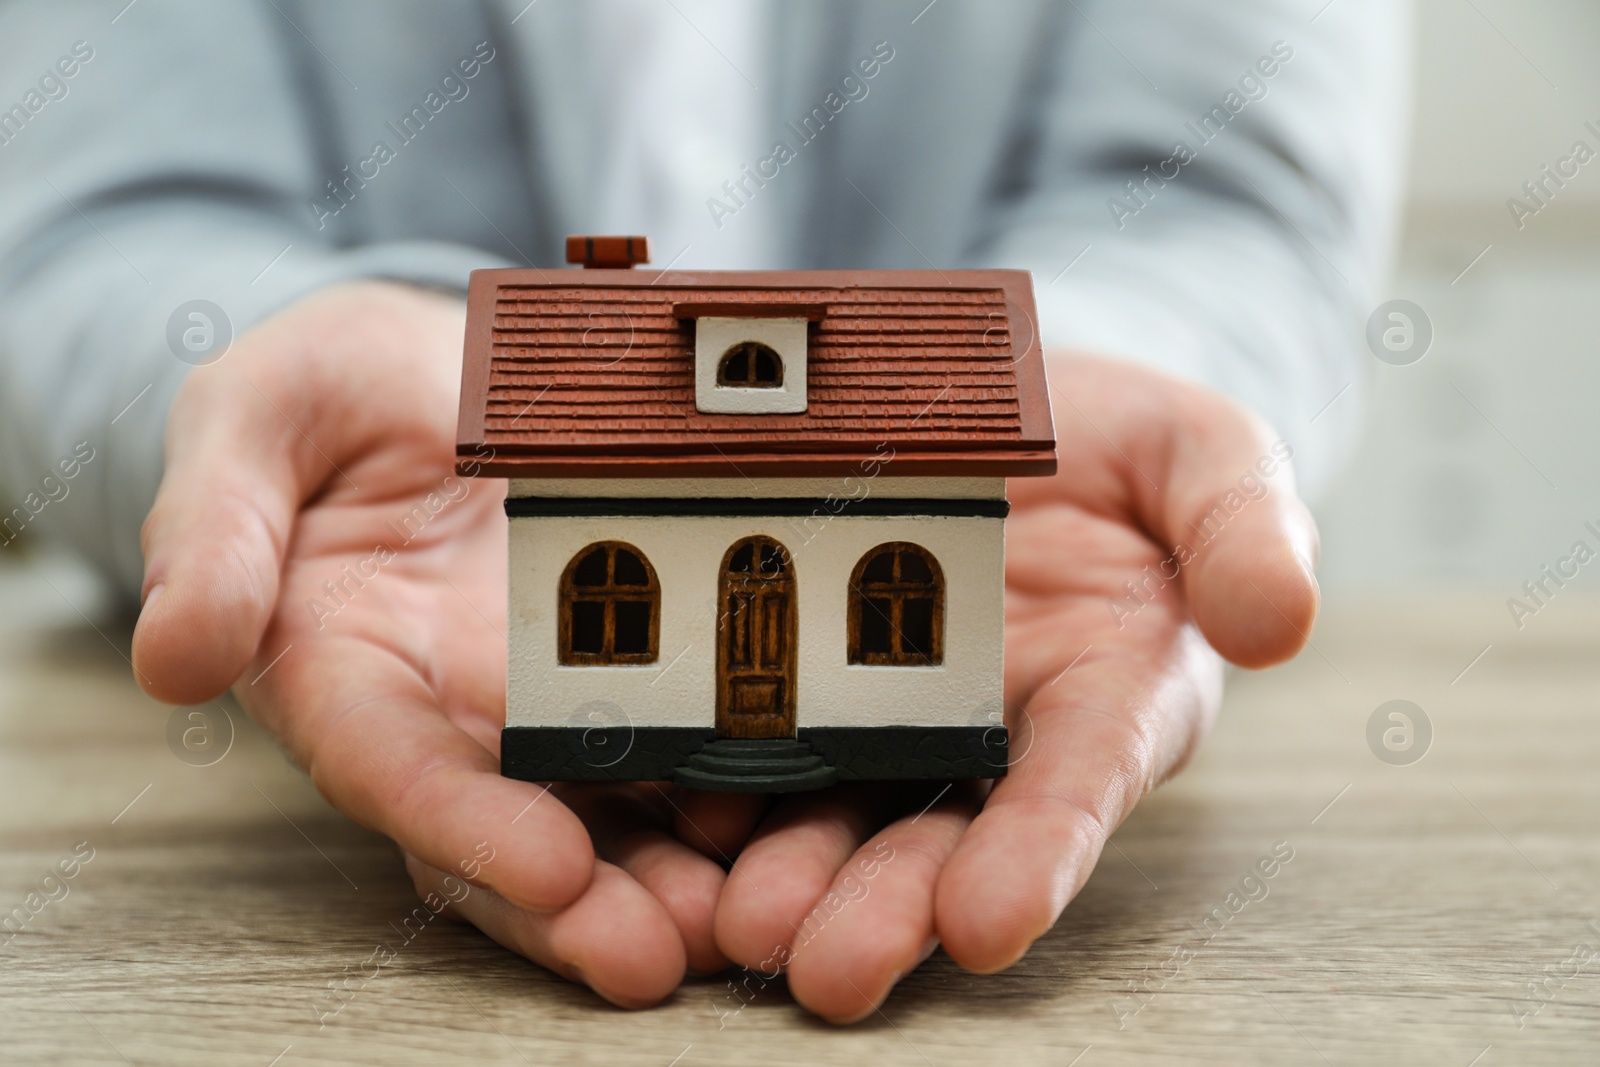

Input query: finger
[1043,356,1320,668]
[561,786,732,974]
[668,788,770,861]
[407,855,686,1009]
[132,283,463,704]
[131,359,304,702]
[713,785,897,970]
[786,789,979,1023]
[936,629,1222,973]
[605,828,730,975]
[244,636,596,914]
[1152,386,1319,668]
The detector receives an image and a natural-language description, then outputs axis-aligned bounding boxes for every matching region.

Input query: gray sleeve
[975,0,1411,497]
[0,2,501,597]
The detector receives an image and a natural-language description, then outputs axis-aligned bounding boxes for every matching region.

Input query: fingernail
[140,582,166,614]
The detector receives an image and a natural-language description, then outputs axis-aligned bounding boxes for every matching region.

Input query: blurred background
[1318,0,1600,604]
[4,0,1597,615]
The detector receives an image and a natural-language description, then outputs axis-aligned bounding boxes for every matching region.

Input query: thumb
[131,363,311,704]
[1153,388,1320,669]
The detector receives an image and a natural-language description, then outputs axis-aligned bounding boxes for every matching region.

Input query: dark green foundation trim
[500,725,1007,783]
[502,726,714,782]
[503,496,1010,519]
[799,726,1008,780]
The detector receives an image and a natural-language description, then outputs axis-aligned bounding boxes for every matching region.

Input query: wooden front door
[716,536,797,739]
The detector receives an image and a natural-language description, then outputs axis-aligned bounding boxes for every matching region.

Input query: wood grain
[846,541,945,666]
[556,540,661,666]
[2,549,1598,1065]
[716,537,797,739]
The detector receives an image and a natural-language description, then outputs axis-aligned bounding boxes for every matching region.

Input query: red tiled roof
[456,268,1056,478]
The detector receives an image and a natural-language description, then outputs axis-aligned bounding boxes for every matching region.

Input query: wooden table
[3,548,1597,1065]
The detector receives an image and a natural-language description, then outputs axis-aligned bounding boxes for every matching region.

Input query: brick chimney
[565,235,650,269]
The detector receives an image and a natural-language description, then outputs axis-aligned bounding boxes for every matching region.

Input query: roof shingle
[456,268,1055,478]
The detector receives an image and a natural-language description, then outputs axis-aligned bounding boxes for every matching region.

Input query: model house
[455,236,1056,792]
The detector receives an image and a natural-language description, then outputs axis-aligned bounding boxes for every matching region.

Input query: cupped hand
[131,284,1319,1020]
[131,282,738,1008]
[694,354,1320,1021]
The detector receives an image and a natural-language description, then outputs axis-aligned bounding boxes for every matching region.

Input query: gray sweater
[0,0,1408,596]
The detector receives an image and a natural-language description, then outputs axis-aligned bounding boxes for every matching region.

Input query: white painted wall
[506,512,1004,730]
[693,317,809,414]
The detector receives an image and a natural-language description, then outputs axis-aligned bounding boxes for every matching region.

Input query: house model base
[456,237,1056,793]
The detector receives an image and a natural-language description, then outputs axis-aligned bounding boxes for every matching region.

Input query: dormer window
[682,309,814,415]
[718,341,784,388]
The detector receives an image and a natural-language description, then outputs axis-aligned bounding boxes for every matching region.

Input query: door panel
[730,678,781,716]
[716,537,797,739]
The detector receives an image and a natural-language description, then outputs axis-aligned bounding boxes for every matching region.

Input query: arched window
[717,341,783,387]
[848,543,944,666]
[558,542,659,665]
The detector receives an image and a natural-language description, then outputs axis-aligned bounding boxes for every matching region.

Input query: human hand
[131,293,1317,1019]
[131,282,744,1008]
[695,354,1320,1021]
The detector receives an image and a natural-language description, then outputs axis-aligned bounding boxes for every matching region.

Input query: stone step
[673,762,837,794]
[672,737,838,794]
[686,751,829,775]
[699,738,815,756]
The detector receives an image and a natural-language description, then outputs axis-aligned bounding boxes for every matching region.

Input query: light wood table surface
[2,548,1597,1066]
